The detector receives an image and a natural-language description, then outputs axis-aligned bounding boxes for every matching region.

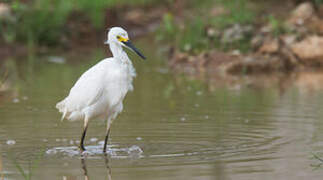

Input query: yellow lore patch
[117,35,129,42]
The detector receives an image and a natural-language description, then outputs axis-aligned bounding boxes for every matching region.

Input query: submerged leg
[103,153,112,180]
[103,128,110,153]
[80,117,89,151]
[103,121,112,153]
[81,156,88,178]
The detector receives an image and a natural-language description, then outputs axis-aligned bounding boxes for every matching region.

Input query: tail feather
[56,99,65,111]
[61,108,67,121]
[56,99,67,121]
[56,98,83,121]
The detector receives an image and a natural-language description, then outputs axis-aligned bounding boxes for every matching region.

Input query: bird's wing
[63,59,112,112]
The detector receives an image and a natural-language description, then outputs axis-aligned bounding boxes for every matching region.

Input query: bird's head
[105,27,146,60]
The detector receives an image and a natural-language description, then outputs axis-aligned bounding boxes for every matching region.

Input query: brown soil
[168,1,323,80]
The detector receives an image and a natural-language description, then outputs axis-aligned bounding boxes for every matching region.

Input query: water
[1,41,323,179]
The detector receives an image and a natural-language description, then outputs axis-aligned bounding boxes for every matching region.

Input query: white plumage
[56,27,145,152]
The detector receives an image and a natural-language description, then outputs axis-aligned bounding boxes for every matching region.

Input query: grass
[267,15,293,38]
[211,0,255,29]
[156,14,210,54]
[178,17,209,53]
[156,0,255,54]
[1,0,74,45]
[314,0,323,5]
[0,0,161,46]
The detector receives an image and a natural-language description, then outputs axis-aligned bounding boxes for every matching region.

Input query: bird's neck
[109,43,135,78]
[109,42,130,64]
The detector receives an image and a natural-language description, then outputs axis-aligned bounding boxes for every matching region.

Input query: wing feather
[56,57,133,121]
[56,59,112,119]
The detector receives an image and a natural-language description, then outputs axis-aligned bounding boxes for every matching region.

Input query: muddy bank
[172,63,323,96]
[3,0,323,80]
[169,1,323,78]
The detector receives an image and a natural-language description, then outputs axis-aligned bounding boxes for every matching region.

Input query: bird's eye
[116,35,121,40]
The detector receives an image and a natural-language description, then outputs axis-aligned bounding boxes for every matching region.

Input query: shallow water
[1,41,323,179]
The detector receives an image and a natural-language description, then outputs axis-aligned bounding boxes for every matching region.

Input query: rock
[280,35,297,46]
[286,0,323,35]
[307,16,323,34]
[260,25,273,34]
[206,27,220,38]
[291,36,323,61]
[221,24,253,43]
[258,38,279,54]
[251,34,265,50]
[288,2,315,26]
[231,49,241,56]
[170,50,239,76]
[243,56,257,62]
[0,3,10,19]
[288,3,323,34]
[0,81,10,92]
[169,51,192,69]
[226,55,285,74]
[173,52,189,63]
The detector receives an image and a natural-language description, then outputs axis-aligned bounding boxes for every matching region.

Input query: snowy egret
[56,27,146,152]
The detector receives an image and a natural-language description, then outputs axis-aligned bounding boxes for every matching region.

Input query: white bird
[56,27,146,152]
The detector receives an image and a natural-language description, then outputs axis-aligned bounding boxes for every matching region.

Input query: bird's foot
[103,146,107,154]
[80,145,86,152]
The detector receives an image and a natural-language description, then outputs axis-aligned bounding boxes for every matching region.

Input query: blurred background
[2,0,323,82]
[2,0,323,179]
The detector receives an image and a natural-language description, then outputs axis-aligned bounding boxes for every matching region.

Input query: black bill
[122,40,146,60]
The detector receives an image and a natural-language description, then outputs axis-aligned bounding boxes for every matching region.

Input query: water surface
[1,41,323,179]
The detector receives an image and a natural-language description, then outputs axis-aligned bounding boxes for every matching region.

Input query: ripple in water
[46,142,143,159]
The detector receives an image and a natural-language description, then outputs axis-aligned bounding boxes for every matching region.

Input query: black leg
[103,128,110,153]
[80,125,88,151]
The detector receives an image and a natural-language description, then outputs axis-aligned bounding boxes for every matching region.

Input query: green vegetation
[3,0,74,45]
[211,0,254,29]
[156,0,255,54]
[157,15,210,54]
[314,0,323,5]
[268,15,289,37]
[0,0,312,54]
[0,0,160,46]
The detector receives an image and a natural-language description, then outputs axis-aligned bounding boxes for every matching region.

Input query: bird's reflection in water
[81,154,112,180]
